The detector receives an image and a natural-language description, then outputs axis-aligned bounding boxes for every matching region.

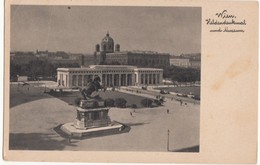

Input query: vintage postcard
[3,0,258,164]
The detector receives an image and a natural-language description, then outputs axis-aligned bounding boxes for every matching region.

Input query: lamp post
[167,129,170,152]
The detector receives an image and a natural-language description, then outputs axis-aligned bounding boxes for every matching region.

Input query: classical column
[154,74,157,85]
[150,74,152,84]
[159,73,163,85]
[144,74,148,85]
[108,74,111,87]
[112,74,114,86]
[132,74,135,86]
[140,74,142,85]
[119,74,121,86]
[105,74,109,87]
[81,75,84,87]
[99,74,103,85]
[126,74,129,86]
[75,75,78,87]
[147,74,150,85]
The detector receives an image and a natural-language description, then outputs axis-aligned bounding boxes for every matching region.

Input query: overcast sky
[11,5,201,55]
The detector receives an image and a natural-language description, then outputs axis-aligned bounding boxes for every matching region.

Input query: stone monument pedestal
[60,99,125,138]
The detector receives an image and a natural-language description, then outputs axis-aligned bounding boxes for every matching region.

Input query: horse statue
[81,76,102,100]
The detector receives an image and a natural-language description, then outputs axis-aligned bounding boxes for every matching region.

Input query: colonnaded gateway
[57,65,163,88]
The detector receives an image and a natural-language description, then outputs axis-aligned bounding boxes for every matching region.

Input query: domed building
[94,32,120,64]
[57,32,172,88]
[101,32,114,53]
[93,32,169,67]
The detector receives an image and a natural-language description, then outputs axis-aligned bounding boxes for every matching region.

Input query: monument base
[61,121,125,138]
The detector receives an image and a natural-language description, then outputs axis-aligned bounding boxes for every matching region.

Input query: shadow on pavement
[9,132,77,150]
[171,145,200,152]
[10,85,52,108]
[54,124,131,140]
[124,122,149,127]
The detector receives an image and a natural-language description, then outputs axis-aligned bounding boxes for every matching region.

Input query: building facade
[94,32,170,68]
[170,58,191,68]
[170,54,201,69]
[57,65,163,88]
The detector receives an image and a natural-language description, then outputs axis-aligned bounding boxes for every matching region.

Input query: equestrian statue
[80,76,102,100]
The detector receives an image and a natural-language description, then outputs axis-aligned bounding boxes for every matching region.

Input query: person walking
[167,109,169,114]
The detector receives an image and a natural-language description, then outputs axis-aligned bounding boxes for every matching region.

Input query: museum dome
[101,32,114,53]
[101,32,114,43]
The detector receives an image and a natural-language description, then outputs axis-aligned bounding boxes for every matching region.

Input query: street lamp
[167,129,170,151]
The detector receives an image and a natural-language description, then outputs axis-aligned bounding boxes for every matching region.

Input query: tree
[163,65,200,82]
[104,98,115,107]
[131,104,137,108]
[141,98,153,107]
[74,98,81,106]
[114,98,127,108]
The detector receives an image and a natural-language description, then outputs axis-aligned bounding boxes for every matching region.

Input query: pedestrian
[180,100,183,106]
[68,136,71,143]
[130,112,133,117]
[167,109,169,114]
[185,102,187,106]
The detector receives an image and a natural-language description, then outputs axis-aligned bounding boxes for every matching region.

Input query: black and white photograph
[9,5,201,152]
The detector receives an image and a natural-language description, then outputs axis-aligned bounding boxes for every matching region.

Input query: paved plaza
[9,82,200,151]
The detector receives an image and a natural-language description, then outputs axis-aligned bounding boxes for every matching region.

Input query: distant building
[17,76,28,82]
[180,53,201,60]
[170,58,190,68]
[57,65,163,88]
[190,59,201,69]
[10,51,37,64]
[170,53,201,69]
[94,32,170,68]
[81,54,96,67]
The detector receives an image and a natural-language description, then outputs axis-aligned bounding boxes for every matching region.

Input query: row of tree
[74,97,160,108]
[10,59,200,83]
[163,65,200,82]
[10,59,80,81]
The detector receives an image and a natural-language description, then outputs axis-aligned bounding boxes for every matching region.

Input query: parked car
[176,93,188,97]
[192,95,200,100]
[160,90,170,94]
[141,86,147,90]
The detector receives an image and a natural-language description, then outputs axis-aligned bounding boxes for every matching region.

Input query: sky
[11,5,201,55]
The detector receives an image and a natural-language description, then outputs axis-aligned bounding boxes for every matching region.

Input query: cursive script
[206,10,246,33]
[215,10,236,19]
